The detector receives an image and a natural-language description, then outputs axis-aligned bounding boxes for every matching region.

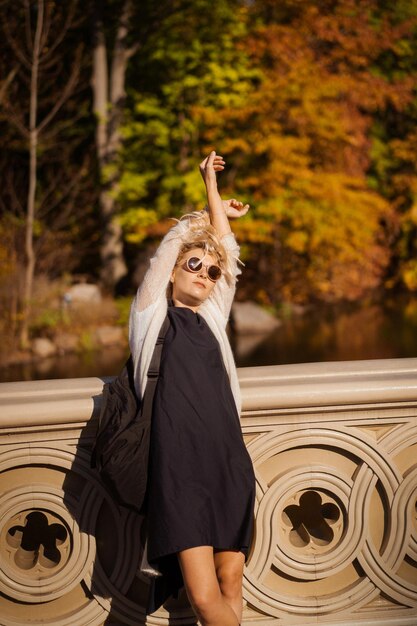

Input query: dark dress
[145,305,255,612]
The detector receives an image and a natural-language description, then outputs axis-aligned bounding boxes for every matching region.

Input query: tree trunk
[92,0,129,292]
[21,0,44,347]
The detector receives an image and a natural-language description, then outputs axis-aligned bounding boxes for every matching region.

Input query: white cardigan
[128,215,242,414]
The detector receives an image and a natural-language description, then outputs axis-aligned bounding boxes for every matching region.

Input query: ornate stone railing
[1,358,417,625]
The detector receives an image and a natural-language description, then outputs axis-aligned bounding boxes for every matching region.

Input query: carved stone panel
[242,421,417,623]
[1,360,417,625]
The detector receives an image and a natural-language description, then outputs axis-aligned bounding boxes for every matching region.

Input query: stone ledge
[1,358,417,429]
[1,358,417,624]
[239,357,417,410]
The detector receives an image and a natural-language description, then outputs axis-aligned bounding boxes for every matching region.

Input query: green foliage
[79,330,95,352]
[30,309,64,334]
[116,0,255,237]
[118,208,158,244]
[114,296,133,327]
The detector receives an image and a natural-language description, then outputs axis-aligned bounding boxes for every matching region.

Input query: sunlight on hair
[175,212,234,285]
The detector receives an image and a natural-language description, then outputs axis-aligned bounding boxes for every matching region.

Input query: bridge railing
[1,358,417,625]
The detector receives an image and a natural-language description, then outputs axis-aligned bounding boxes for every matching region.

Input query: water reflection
[1,298,417,382]
[235,298,417,368]
[1,346,128,383]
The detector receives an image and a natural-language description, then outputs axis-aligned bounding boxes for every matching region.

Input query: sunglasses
[182,256,222,282]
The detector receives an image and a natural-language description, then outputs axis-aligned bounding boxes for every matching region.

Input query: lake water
[1,296,417,383]
[234,296,417,367]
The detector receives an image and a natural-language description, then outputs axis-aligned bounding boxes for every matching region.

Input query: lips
[193,281,206,289]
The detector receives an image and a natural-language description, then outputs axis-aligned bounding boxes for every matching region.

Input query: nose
[197,264,208,278]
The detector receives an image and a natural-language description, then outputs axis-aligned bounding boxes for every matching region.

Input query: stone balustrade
[0,358,417,625]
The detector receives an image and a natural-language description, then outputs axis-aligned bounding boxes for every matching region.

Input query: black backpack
[91,316,170,514]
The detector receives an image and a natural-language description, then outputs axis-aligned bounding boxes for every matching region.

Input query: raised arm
[198,150,250,321]
[133,150,249,318]
[133,218,189,312]
[199,151,249,237]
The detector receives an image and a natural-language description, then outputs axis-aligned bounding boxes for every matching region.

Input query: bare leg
[177,546,239,626]
[214,549,245,624]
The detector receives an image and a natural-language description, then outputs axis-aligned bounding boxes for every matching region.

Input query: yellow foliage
[402,260,417,291]
[118,208,158,244]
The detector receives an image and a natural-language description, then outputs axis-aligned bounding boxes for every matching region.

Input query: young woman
[129,151,256,626]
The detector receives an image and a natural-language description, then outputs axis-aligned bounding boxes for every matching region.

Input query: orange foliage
[207,0,415,303]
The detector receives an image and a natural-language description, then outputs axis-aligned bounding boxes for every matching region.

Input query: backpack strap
[140,314,170,423]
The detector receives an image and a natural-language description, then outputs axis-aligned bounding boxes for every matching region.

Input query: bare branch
[37,45,83,133]
[23,0,33,51]
[38,160,85,218]
[39,1,77,63]
[39,0,53,52]
[0,66,19,105]
[2,103,28,138]
[22,0,45,346]
[39,110,87,144]
[40,53,67,73]
[126,40,140,60]
[35,159,91,266]
[2,17,32,70]
[6,169,25,215]
[92,0,109,162]
[37,169,66,215]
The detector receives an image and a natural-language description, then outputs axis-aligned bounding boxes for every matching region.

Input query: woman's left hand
[222,198,250,219]
[199,151,225,186]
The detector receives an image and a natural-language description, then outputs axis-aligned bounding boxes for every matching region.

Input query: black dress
[145,306,255,612]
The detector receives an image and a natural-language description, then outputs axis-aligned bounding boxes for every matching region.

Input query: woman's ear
[170,269,175,283]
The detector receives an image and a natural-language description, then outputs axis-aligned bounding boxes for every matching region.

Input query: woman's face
[170,247,219,310]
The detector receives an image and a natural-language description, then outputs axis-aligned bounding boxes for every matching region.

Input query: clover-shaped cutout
[282,490,340,547]
[7,511,68,570]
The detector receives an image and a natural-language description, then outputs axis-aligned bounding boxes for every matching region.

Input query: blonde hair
[175,211,233,284]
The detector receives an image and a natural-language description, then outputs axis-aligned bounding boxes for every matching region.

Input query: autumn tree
[365,0,417,292]
[114,0,255,248]
[0,0,91,345]
[110,0,417,305]
[91,0,189,291]
[91,0,133,291]
[207,0,415,304]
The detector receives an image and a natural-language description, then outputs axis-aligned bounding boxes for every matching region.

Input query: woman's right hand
[222,198,250,219]
[199,151,225,187]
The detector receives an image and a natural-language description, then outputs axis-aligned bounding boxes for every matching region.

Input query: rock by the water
[232,301,281,335]
[32,337,57,358]
[234,333,270,359]
[65,283,102,304]
[94,326,124,347]
[54,333,79,353]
